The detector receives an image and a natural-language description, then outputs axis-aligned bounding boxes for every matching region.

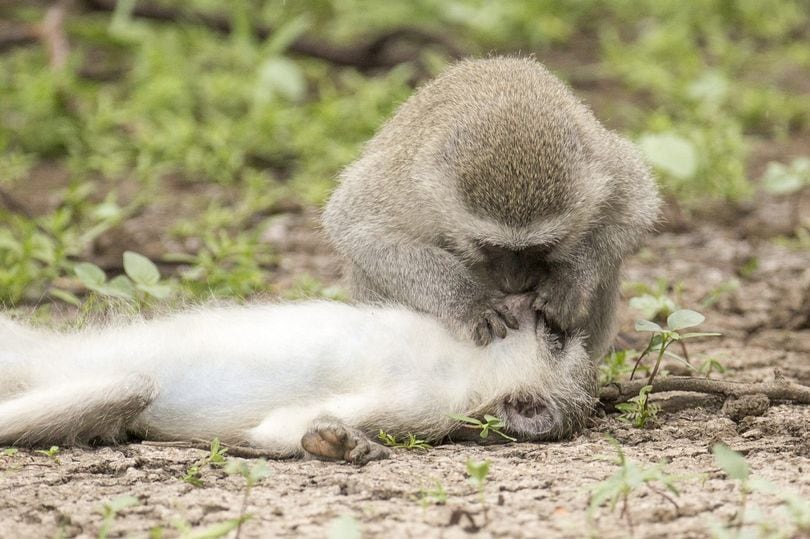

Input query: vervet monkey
[323,57,660,357]
[0,297,593,464]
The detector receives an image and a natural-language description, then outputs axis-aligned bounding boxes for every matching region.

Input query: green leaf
[256,57,306,102]
[629,294,677,320]
[75,262,107,288]
[680,332,722,339]
[49,288,82,306]
[490,429,517,442]
[635,319,663,332]
[483,414,506,428]
[466,459,490,483]
[687,71,728,104]
[448,413,483,426]
[123,251,161,286]
[760,160,809,195]
[667,309,705,331]
[638,132,699,180]
[137,283,172,299]
[102,275,136,300]
[712,444,749,481]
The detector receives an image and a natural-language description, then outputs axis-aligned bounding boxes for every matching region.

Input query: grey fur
[323,56,660,359]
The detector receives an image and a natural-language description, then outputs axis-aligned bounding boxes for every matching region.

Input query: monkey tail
[0,315,39,400]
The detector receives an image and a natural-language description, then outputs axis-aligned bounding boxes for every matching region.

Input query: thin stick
[138,440,292,459]
[600,376,810,405]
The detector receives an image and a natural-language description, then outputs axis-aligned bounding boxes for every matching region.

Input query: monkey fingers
[496,304,520,331]
[301,420,390,465]
[471,302,521,346]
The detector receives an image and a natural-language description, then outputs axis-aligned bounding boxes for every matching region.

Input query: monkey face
[470,242,553,294]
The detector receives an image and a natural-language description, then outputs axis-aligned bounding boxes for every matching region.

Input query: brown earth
[1,192,810,538]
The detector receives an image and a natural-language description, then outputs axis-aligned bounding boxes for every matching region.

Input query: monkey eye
[476,242,510,258]
[518,244,553,259]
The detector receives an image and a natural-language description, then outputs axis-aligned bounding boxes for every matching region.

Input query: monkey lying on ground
[324,57,660,357]
[0,296,594,464]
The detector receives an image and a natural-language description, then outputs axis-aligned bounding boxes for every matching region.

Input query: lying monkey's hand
[468,301,520,346]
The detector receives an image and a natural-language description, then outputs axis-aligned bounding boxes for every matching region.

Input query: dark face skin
[469,243,552,295]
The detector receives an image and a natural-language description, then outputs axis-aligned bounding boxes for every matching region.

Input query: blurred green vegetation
[0,0,808,309]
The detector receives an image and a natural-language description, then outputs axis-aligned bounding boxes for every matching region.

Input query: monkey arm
[534,221,631,360]
[343,237,518,344]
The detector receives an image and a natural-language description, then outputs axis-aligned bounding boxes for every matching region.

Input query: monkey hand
[532,270,594,335]
[466,300,521,346]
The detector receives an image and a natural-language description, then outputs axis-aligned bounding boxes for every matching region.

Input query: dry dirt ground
[1,200,810,538]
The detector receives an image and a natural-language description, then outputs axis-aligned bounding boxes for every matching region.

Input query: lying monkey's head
[494,310,597,441]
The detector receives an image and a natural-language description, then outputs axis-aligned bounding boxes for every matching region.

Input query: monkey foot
[301,421,390,465]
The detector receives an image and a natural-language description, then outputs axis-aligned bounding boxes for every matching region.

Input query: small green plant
[701,279,740,309]
[181,465,204,487]
[712,444,751,532]
[750,481,810,537]
[449,414,517,442]
[466,459,490,505]
[615,385,660,428]
[632,309,721,386]
[97,495,139,539]
[711,444,810,538]
[600,349,639,386]
[225,459,270,539]
[206,437,229,467]
[2,447,18,457]
[737,257,759,279]
[75,250,171,304]
[180,438,229,487]
[418,480,448,508]
[377,430,432,451]
[761,157,810,231]
[775,227,810,251]
[638,131,698,187]
[628,280,680,321]
[35,445,61,464]
[697,356,727,379]
[588,439,682,532]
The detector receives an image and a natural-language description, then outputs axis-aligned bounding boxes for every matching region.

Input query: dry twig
[139,439,292,459]
[599,376,810,405]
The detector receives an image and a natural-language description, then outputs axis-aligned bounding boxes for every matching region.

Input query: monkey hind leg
[301,417,390,465]
[0,374,157,447]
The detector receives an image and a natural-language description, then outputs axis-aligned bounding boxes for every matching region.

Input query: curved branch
[599,376,810,405]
